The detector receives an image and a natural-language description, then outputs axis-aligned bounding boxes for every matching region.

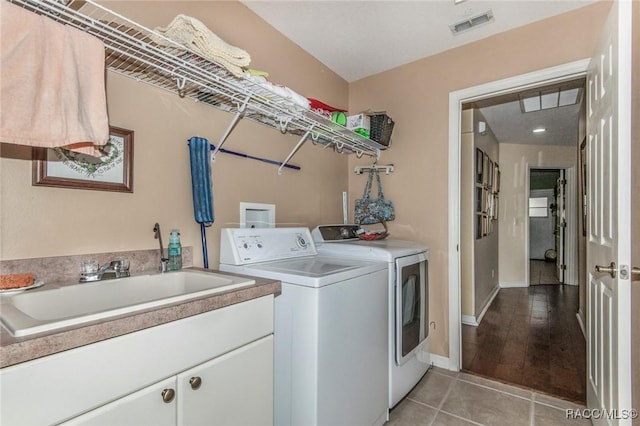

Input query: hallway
[530,260,562,285]
[461,285,585,403]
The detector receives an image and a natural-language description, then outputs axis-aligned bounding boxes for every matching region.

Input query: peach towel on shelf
[0,1,109,155]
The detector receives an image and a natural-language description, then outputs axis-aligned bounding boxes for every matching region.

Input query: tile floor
[387,368,592,426]
[462,285,586,403]
[530,260,562,285]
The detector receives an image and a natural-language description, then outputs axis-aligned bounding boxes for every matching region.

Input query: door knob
[595,262,617,278]
[632,267,640,280]
[161,388,175,403]
[189,376,202,390]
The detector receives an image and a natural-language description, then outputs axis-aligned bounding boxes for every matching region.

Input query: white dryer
[219,227,389,426]
[311,225,431,409]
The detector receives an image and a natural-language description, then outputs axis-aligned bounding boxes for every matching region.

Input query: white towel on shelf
[243,73,310,111]
[0,1,109,155]
[154,14,250,78]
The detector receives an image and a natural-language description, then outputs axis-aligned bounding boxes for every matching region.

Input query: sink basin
[0,270,255,337]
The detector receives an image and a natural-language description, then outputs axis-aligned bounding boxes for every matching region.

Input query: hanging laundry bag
[354,169,395,225]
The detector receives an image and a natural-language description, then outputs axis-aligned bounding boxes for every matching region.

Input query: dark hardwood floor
[462,284,586,403]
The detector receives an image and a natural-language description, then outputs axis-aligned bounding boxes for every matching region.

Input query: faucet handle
[113,258,130,272]
[159,258,169,273]
[112,259,131,278]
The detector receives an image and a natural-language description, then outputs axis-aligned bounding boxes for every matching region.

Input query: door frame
[526,166,579,287]
[447,58,590,371]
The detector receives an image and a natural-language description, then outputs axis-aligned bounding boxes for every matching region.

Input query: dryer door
[394,252,428,366]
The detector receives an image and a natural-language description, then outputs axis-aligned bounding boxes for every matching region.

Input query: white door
[177,335,273,426]
[585,1,632,424]
[556,170,566,282]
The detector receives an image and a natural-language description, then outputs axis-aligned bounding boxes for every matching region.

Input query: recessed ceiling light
[533,128,547,133]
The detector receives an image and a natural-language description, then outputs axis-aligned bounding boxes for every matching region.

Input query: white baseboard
[461,315,478,326]
[500,281,528,288]
[430,353,455,371]
[576,310,586,338]
[461,286,499,327]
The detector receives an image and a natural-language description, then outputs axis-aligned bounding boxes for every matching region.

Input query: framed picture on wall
[32,126,134,193]
[475,148,484,184]
[488,159,494,189]
[483,152,490,186]
[580,138,587,236]
[476,214,483,239]
[475,186,483,213]
[492,194,499,220]
[482,214,489,237]
[493,163,500,193]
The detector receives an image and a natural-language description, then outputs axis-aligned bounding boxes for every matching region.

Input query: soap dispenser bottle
[168,229,182,271]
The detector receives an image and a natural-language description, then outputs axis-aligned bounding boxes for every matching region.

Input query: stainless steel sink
[0,270,255,337]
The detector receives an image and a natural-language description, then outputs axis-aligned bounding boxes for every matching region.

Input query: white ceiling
[241,0,595,146]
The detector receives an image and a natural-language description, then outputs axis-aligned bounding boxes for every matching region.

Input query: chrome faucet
[154,222,169,272]
[80,259,130,283]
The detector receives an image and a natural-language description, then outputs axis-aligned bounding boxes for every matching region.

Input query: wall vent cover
[450,10,495,35]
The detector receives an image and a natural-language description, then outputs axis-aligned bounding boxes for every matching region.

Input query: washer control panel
[219,227,317,265]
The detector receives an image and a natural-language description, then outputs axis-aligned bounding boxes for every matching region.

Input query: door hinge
[561,264,567,270]
[559,179,567,185]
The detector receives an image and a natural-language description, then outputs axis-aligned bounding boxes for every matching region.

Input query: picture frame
[492,194,499,220]
[475,214,483,239]
[494,163,500,194]
[488,159,494,189]
[475,148,484,184]
[475,186,483,213]
[580,138,587,236]
[482,214,489,237]
[483,152,490,186]
[32,126,134,193]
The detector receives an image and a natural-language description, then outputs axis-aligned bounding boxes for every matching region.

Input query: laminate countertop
[0,268,280,369]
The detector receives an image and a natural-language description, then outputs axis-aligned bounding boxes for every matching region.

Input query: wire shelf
[7,0,383,168]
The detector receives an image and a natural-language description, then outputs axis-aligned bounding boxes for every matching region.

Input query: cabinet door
[60,377,177,426]
[177,335,273,426]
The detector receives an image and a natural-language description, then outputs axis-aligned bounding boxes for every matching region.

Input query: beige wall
[0,0,351,267]
[460,108,499,319]
[498,144,577,286]
[460,111,474,317]
[348,1,611,356]
[472,110,499,315]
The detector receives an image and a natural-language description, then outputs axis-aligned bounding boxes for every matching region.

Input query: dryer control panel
[220,227,317,265]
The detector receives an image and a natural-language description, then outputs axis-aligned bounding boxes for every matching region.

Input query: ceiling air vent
[450,10,494,35]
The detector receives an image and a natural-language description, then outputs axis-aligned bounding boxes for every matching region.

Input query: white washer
[219,227,389,426]
[311,225,431,409]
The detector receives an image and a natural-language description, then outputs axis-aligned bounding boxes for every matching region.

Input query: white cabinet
[1,296,274,426]
[177,336,273,426]
[61,377,177,426]
[63,336,273,426]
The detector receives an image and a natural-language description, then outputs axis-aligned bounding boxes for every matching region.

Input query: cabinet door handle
[161,388,175,403]
[189,376,202,390]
